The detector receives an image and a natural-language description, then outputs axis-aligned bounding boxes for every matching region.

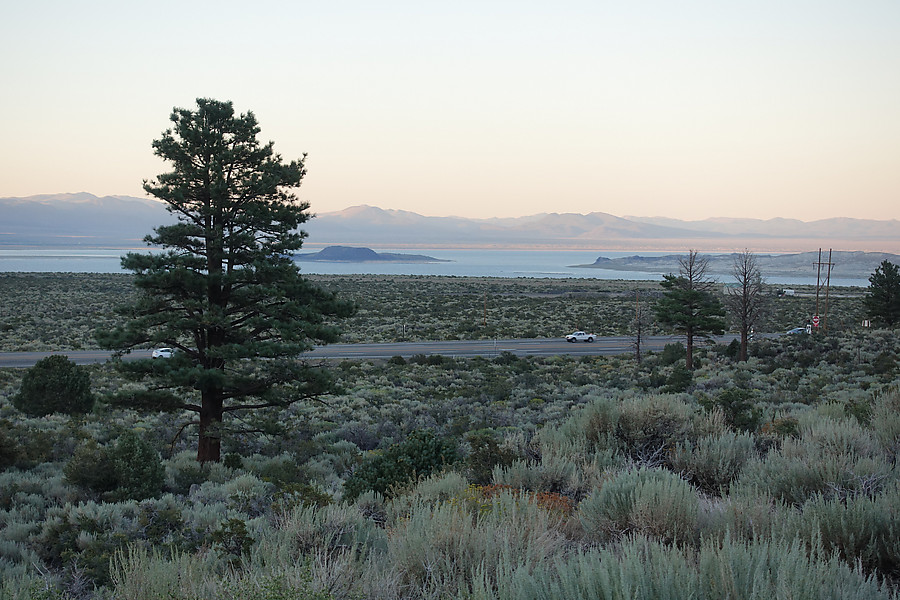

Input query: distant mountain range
[1,193,898,253]
[0,193,174,247]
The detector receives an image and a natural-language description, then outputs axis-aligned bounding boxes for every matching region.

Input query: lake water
[0,247,868,287]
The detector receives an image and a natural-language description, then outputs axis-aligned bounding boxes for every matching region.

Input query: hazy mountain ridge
[310,205,711,243]
[0,194,173,246]
[1,194,897,251]
[626,215,900,239]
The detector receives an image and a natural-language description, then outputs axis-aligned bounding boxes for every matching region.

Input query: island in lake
[572,250,899,279]
[294,246,451,263]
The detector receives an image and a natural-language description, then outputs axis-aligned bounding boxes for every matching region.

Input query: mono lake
[0,247,870,287]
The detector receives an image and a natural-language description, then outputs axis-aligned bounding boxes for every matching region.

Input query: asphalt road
[0,335,742,367]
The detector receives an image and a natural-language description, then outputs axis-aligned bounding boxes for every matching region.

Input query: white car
[565,331,596,343]
[151,347,175,359]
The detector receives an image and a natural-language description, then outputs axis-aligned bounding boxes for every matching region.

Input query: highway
[0,335,740,368]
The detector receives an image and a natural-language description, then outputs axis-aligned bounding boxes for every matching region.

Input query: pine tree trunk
[197,389,223,463]
[686,332,694,370]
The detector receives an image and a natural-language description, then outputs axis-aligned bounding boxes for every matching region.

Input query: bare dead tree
[679,250,717,294]
[725,249,766,361]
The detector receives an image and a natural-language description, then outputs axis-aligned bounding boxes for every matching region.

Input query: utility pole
[633,290,645,364]
[815,248,822,326]
[823,248,833,332]
[813,248,835,333]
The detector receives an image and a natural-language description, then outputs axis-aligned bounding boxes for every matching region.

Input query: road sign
[812,315,820,327]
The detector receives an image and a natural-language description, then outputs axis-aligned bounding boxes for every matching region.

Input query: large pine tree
[99,98,354,462]
[655,250,726,370]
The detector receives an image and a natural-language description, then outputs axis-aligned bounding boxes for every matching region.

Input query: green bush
[343,430,459,501]
[871,351,897,377]
[700,388,762,432]
[464,432,518,485]
[11,355,94,416]
[0,425,23,471]
[109,430,165,501]
[725,338,741,359]
[409,353,446,366]
[0,422,58,469]
[63,440,118,496]
[660,343,686,365]
[64,433,164,501]
[210,517,254,568]
[664,363,693,392]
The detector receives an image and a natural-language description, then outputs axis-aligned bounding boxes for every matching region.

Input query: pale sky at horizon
[2,1,898,221]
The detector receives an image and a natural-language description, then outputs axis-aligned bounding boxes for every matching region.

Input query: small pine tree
[865,260,900,327]
[12,355,94,416]
[109,430,165,501]
[655,251,726,370]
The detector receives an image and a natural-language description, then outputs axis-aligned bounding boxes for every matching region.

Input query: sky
[2,1,899,221]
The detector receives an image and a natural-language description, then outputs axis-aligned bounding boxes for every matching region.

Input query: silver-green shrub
[459,534,893,600]
[386,490,567,598]
[735,416,894,505]
[870,385,900,461]
[795,482,900,577]
[577,467,699,545]
[670,431,756,495]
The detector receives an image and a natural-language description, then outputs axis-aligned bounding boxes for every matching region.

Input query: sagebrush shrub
[578,467,699,545]
[387,491,567,595]
[670,431,755,495]
[797,484,900,578]
[463,534,893,600]
[492,453,581,496]
[615,395,698,464]
[870,387,900,461]
[735,417,893,506]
